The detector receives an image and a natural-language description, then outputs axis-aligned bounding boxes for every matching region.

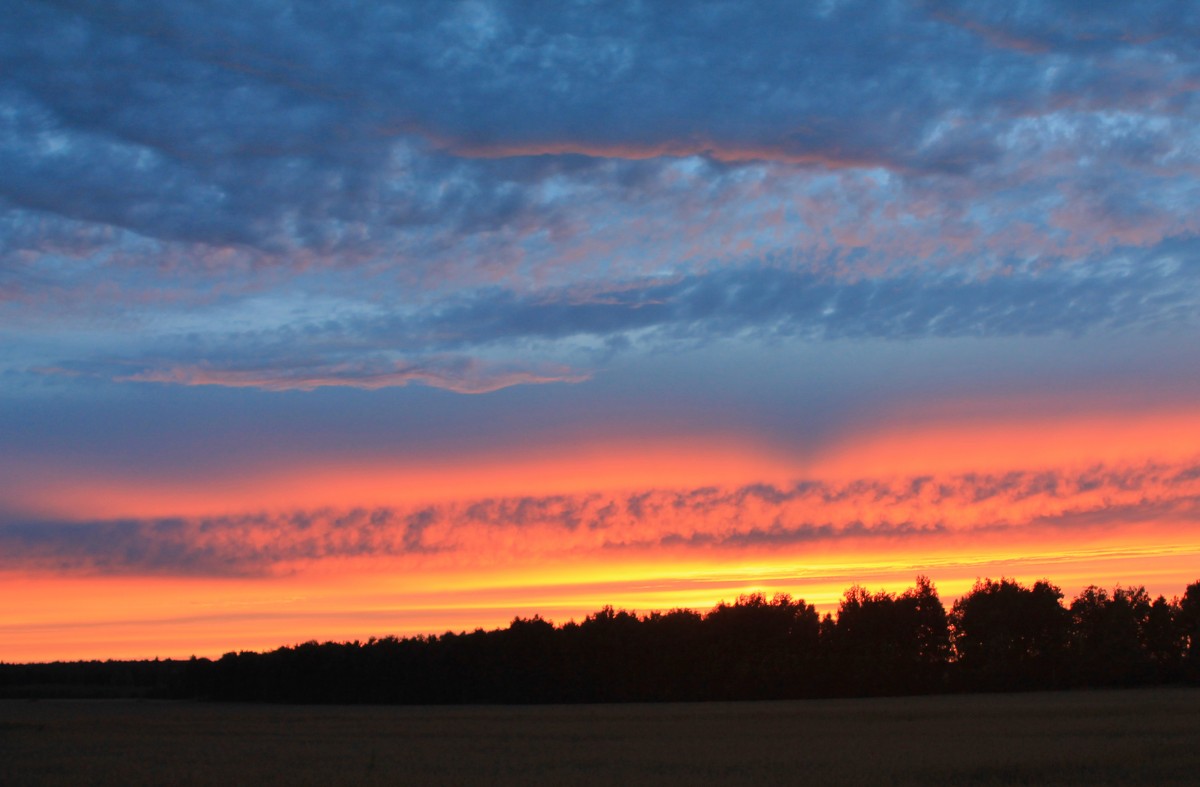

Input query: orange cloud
[408,129,895,170]
[5,458,1200,584]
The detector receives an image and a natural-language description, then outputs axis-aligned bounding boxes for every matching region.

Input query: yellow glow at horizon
[5,533,1198,662]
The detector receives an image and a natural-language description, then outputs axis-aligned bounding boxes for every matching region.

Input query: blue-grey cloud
[32,239,1197,393]
[925,0,1200,56]
[419,251,1200,348]
[3,0,1198,269]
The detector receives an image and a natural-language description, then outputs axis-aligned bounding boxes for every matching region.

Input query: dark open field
[2,688,1198,786]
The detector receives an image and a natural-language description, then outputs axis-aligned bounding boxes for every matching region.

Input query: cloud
[5,460,1198,576]
[420,251,1200,348]
[4,2,1200,408]
[3,0,1198,277]
[925,1,1200,57]
[24,244,1199,393]
[116,357,588,394]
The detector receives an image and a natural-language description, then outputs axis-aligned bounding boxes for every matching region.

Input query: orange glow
[813,404,1200,478]
[5,401,1200,662]
[7,404,1200,522]
[4,520,1199,661]
[1,436,805,521]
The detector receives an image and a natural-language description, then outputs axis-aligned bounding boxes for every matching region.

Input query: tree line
[3,576,1199,703]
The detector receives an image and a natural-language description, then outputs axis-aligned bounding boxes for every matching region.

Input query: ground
[2,688,1199,785]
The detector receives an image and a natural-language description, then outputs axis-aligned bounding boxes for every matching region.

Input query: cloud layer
[5,459,1199,576]
[4,3,1200,296]
[22,246,1198,393]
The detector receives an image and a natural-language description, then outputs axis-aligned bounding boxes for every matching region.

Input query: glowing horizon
[5,398,1199,661]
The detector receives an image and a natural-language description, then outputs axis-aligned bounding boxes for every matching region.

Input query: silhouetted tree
[1180,581,1200,681]
[639,608,705,701]
[902,575,951,689]
[1144,594,1183,681]
[827,577,949,695]
[828,585,900,695]
[573,606,646,701]
[701,593,820,699]
[951,578,1069,690]
[1068,585,1155,686]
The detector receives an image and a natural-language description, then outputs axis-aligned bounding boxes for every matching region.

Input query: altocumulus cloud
[3,1,1199,265]
[3,460,1198,575]
[4,1,1200,394]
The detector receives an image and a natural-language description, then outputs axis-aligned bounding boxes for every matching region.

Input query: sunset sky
[4,1,1200,662]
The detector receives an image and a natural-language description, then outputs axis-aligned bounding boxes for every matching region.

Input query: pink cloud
[115,359,590,394]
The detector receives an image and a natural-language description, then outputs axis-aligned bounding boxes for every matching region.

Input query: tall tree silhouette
[639,608,705,701]
[1180,581,1200,680]
[1068,585,1154,686]
[951,578,1069,690]
[573,606,646,701]
[701,593,820,699]
[827,577,948,695]
[902,575,951,688]
[1143,594,1183,681]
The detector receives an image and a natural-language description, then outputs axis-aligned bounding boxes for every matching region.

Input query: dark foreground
[2,688,1199,786]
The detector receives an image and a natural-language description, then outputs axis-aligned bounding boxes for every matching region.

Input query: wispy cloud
[29,248,1199,392]
[116,357,588,394]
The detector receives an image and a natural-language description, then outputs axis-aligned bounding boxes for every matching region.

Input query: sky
[4,0,1200,661]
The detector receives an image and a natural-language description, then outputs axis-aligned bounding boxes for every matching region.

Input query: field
[2,688,1199,785]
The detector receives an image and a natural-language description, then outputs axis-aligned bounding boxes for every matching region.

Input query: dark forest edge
[4,576,1200,703]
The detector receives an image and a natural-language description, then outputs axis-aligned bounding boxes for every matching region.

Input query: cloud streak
[117,357,588,394]
[32,248,1199,392]
[5,460,1199,576]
